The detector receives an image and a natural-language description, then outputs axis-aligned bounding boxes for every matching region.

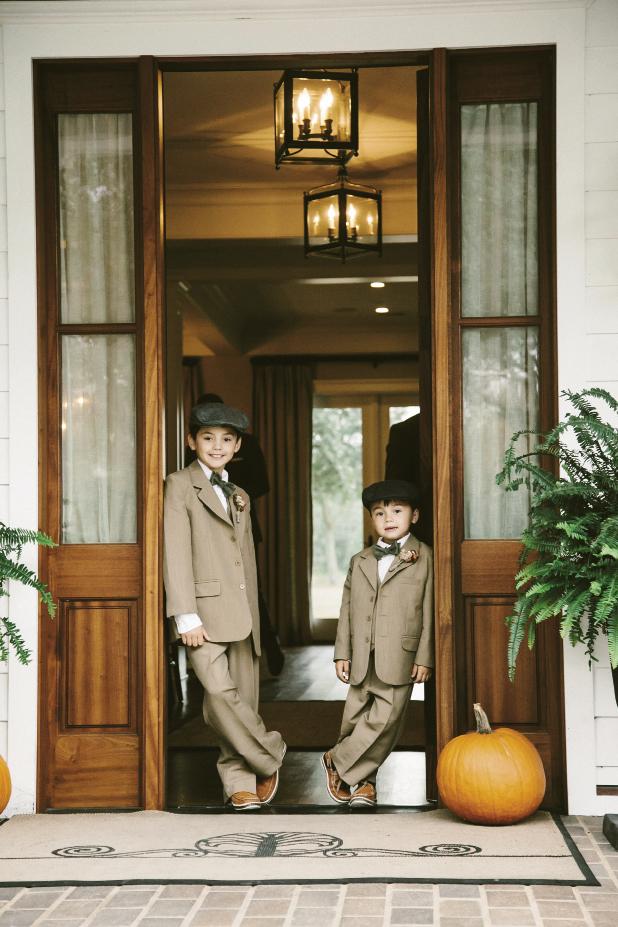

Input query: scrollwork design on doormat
[51,832,483,860]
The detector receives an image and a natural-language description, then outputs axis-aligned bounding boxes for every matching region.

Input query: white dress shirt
[376,533,410,583]
[175,460,230,635]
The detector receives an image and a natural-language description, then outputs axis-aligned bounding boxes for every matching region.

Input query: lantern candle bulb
[296,87,311,138]
[347,203,358,242]
[327,203,337,242]
[320,88,335,138]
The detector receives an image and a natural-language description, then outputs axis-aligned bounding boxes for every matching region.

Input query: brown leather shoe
[256,768,279,804]
[321,751,351,804]
[349,781,377,807]
[229,791,261,811]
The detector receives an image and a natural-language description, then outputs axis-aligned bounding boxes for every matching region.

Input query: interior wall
[197,356,253,423]
[315,358,418,383]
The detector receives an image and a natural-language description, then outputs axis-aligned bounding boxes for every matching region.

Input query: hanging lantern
[274,69,358,166]
[304,167,382,261]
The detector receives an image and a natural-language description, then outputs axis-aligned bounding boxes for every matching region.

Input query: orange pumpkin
[0,754,11,815]
[437,703,546,825]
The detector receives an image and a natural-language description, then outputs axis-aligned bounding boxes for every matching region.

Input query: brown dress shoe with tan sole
[229,791,261,811]
[257,743,286,805]
[256,769,279,804]
[349,781,377,807]
[321,751,351,804]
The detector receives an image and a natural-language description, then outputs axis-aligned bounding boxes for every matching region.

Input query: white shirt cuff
[175,613,203,634]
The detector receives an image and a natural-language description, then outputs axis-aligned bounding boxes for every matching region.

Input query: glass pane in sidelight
[311,406,363,621]
[58,113,135,323]
[461,102,538,317]
[61,334,137,544]
[462,326,539,539]
[307,194,340,246]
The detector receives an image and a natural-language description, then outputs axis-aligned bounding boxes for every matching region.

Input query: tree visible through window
[311,406,363,622]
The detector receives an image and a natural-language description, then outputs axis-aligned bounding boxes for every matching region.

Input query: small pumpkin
[0,754,11,815]
[436,703,546,825]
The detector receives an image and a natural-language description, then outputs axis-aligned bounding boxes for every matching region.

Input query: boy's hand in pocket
[411,663,432,683]
[181,626,209,647]
[335,660,351,683]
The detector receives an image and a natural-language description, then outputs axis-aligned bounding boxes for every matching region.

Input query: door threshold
[167,803,436,814]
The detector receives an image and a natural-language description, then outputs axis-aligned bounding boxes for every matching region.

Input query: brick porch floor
[0,816,615,927]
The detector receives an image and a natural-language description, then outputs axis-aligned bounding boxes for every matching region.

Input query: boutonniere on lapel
[399,548,419,564]
[231,492,246,524]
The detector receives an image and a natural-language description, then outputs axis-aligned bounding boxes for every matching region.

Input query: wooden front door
[434,47,565,809]
[35,59,166,809]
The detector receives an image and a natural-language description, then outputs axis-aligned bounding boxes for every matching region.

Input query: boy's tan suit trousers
[188,636,285,797]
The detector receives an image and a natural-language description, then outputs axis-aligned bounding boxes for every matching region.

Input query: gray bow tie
[373,541,400,560]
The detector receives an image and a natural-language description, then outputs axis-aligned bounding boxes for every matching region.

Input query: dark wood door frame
[35,47,562,810]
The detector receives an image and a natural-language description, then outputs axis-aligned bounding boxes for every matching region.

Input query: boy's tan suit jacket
[163,460,260,654]
[334,535,433,686]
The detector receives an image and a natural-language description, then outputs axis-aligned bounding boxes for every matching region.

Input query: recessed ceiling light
[375,306,390,314]
[370,281,385,288]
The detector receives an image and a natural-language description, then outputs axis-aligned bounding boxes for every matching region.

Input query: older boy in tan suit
[164,402,285,810]
[322,479,433,808]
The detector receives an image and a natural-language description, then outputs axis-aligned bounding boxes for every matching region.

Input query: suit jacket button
[365,636,370,643]
[235,560,241,566]
[240,583,245,589]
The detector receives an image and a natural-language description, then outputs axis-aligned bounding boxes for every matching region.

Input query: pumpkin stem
[473,703,493,734]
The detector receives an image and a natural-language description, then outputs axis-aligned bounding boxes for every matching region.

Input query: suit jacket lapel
[190,460,232,526]
[381,535,421,586]
[358,550,378,590]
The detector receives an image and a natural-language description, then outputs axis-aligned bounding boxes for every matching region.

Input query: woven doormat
[0,809,596,886]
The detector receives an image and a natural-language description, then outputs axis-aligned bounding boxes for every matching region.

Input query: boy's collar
[196,459,229,482]
[377,532,410,549]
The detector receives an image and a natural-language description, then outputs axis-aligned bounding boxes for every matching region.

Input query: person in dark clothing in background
[384,412,432,545]
[385,413,421,486]
[186,393,285,676]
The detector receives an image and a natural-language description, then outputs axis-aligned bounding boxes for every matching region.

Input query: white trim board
[1,3,589,812]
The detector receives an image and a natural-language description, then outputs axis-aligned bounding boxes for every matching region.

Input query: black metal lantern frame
[274,68,359,167]
[303,168,382,262]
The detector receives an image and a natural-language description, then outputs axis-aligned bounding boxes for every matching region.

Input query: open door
[416,65,437,802]
[35,58,166,809]
[445,48,565,809]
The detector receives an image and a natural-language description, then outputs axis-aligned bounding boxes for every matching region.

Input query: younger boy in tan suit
[164,402,285,811]
[322,479,433,808]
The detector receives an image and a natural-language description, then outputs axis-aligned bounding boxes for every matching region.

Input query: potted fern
[497,388,618,699]
[0,523,56,666]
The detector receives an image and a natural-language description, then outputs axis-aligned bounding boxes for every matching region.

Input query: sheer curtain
[461,102,538,317]
[460,102,540,539]
[463,328,539,539]
[253,363,313,645]
[58,114,137,544]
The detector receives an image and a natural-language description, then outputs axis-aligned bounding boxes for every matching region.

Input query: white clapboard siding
[585,0,618,789]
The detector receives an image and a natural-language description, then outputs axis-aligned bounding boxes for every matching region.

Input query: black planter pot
[613,664,618,708]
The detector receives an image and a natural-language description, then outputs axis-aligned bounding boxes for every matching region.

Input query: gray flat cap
[189,402,249,434]
[362,479,420,510]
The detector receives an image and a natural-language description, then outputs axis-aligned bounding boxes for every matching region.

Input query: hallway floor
[0,817,615,927]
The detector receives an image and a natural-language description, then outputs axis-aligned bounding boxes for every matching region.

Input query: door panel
[448,48,564,809]
[35,59,165,810]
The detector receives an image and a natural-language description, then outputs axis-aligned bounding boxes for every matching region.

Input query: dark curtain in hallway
[253,362,313,646]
